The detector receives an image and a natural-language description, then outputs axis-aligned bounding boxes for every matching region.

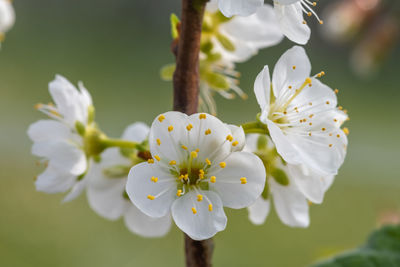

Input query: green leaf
[160,63,176,81]
[312,224,400,267]
[170,13,180,39]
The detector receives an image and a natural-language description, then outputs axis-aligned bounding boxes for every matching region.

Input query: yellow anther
[309,132,312,136]
[283,111,287,115]
[343,127,350,135]
[158,115,165,122]
[191,151,198,158]
[147,195,155,200]
[322,127,326,131]
[199,114,207,120]
[192,207,197,214]
[156,139,161,146]
[181,145,188,150]
[288,86,292,89]
[326,101,330,105]
[195,148,200,153]
[309,122,313,126]
[240,177,247,184]
[319,20,324,25]
[302,20,307,24]
[34,103,43,110]
[226,135,233,142]
[329,144,333,148]
[205,129,211,135]
[329,133,333,136]
[184,174,189,180]
[177,190,182,197]
[321,71,325,76]
[309,102,313,106]
[199,169,205,179]
[208,204,213,211]
[197,194,203,202]
[334,119,338,122]
[154,155,161,161]
[334,89,339,94]
[205,158,211,165]
[292,65,296,70]
[232,141,239,147]
[151,176,158,183]
[336,134,340,138]
[186,124,193,131]
[307,12,312,17]
[168,125,174,132]
[309,114,314,118]
[199,169,204,174]
[219,162,226,168]
[339,106,343,110]
[305,77,312,84]
[210,176,216,183]
[313,2,317,6]
[169,160,176,165]
[148,159,154,164]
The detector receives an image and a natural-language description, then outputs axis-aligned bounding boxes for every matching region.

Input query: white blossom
[0,0,15,42]
[245,134,334,227]
[126,112,265,240]
[254,46,348,176]
[27,75,94,202]
[87,123,171,238]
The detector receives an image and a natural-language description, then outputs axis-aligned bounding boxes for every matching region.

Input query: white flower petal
[270,178,309,227]
[187,113,232,163]
[288,164,334,204]
[272,46,311,99]
[149,111,189,163]
[243,134,259,153]
[0,0,15,33]
[172,190,227,241]
[218,0,263,17]
[274,2,311,45]
[87,177,127,220]
[211,151,266,209]
[35,166,76,194]
[122,122,150,143]
[206,0,219,12]
[32,140,87,176]
[124,205,172,238]
[275,0,299,5]
[126,162,177,218]
[27,120,71,143]
[63,178,87,202]
[228,125,245,152]
[265,119,302,164]
[254,65,271,111]
[248,197,270,225]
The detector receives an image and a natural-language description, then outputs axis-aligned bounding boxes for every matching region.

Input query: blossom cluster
[27,0,349,242]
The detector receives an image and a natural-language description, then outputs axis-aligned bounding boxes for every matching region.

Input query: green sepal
[216,33,235,52]
[122,190,130,200]
[270,168,290,186]
[198,181,210,191]
[257,135,268,151]
[87,105,95,124]
[102,165,131,178]
[203,72,230,90]
[120,147,135,158]
[170,13,180,39]
[201,40,214,54]
[261,179,270,199]
[160,63,176,81]
[75,121,86,136]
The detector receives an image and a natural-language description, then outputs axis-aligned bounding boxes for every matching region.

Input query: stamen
[186,124,193,131]
[329,144,333,148]
[191,151,198,158]
[158,115,165,122]
[240,177,247,184]
[205,129,211,135]
[192,207,197,214]
[169,160,177,165]
[181,145,188,150]
[199,169,205,179]
[177,190,182,197]
[197,194,203,202]
[147,195,155,200]
[156,139,161,146]
[292,65,296,70]
[168,125,174,132]
[343,128,350,135]
[199,114,207,120]
[154,155,161,161]
[232,141,239,147]
[226,135,233,142]
[210,176,216,183]
[334,89,339,94]
[151,176,158,183]
[219,162,226,168]
[208,204,213,211]
[205,158,211,165]
[336,134,340,138]
[148,159,154,164]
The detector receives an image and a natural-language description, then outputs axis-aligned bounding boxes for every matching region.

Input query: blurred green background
[0,0,399,266]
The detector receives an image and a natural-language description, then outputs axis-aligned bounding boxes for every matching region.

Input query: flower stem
[100,138,138,149]
[241,121,269,135]
[185,234,214,267]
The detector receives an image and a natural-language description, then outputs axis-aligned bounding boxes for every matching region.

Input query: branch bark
[173,0,207,115]
[172,0,213,266]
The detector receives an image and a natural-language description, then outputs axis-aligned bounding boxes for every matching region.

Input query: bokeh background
[0,0,399,266]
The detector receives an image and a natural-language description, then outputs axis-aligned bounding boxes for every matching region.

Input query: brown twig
[172,0,213,266]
